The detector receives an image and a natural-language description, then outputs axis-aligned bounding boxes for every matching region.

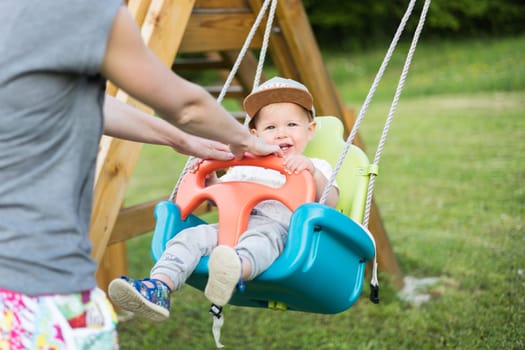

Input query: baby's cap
[243,76,315,118]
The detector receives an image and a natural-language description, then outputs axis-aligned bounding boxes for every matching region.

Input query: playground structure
[93,0,404,295]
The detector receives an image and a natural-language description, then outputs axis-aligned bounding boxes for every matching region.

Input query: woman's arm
[103,95,235,160]
[100,6,281,159]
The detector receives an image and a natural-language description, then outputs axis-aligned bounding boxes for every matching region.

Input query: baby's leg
[151,223,218,291]
[108,224,218,321]
[235,216,288,280]
[204,216,286,306]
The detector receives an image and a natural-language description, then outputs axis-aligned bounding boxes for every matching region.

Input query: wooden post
[92,0,197,292]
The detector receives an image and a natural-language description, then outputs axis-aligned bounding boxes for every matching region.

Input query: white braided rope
[169,0,274,201]
[244,0,279,127]
[363,0,431,227]
[216,0,275,104]
[318,0,418,206]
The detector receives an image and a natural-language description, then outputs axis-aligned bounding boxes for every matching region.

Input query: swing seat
[151,116,376,314]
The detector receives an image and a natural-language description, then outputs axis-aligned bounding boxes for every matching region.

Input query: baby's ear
[250,128,258,135]
[307,120,317,139]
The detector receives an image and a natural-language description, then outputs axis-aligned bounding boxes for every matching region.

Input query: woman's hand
[229,134,283,160]
[176,136,234,161]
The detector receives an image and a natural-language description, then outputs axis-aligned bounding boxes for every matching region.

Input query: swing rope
[217,0,278,107]
[364,0,432,228]
[317,0,431,300]
[250,0,279,111]
[318,0,418,208]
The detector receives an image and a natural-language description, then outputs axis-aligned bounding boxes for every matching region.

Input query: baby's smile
[278,142,293,153]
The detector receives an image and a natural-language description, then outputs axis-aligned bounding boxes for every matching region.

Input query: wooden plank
[206,85,245,99]
[109,198,165,244]
[266,31,298,79]
[275,0,343,117]
[342,106,365,148]
[195,0,248,9]
[95,243,128,300]
[179,13,263,53]
[141,0,196,63]
[109,200,214,245]
[91,138,142,263]
[219,50,265,93]
[90,0,196,264]
[173,56,228,70]
[128,0,153,27]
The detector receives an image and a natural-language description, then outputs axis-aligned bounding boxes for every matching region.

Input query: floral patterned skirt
[0,287,118,350]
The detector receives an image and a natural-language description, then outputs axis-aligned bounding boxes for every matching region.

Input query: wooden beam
[109,198,165,244]
[179,12,263,53]
[173,56,228,70]
[206,84,245,99]
[194,0,248,9]
[266,29,298,79]
[218,50,266,93]
[90,0,196,264]
[281,2,342,116]
[109,200,215,245]
[128,0,153,27]
[95,243,128,293]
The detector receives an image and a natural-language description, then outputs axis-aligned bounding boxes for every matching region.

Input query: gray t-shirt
[0,0,122,295]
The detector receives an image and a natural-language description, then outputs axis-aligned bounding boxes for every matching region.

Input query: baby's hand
[205,171,219,185]
[283,154,315,175]
[189,158,204,173]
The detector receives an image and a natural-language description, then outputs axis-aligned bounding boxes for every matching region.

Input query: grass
[117,35,525,349]
[327,36,525,103]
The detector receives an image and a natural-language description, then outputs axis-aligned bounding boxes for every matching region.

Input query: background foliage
[302,0,525,49]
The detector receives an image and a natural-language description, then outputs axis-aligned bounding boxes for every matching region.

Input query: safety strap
[209,304,225,348]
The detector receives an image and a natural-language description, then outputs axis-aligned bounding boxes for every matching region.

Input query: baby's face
[251,102,315,155]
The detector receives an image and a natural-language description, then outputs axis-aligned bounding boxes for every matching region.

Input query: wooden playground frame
[93,0,404,293]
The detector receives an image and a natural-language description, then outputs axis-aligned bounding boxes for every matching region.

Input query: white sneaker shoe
[108,277,170,322]
[205,245,241,306]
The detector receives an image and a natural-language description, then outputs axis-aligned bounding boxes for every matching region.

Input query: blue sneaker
[108,276,171,322]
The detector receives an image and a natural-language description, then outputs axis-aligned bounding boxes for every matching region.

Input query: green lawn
[117,35,525,349]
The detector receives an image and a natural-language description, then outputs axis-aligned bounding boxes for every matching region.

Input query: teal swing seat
[151,116,376,314]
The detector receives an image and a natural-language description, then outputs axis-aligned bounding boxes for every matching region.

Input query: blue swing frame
[150,117,376,314]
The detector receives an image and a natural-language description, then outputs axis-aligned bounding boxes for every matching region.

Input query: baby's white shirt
[219,158,337,226]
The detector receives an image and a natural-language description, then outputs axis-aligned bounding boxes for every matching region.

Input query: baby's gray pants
[150,214,288,290]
